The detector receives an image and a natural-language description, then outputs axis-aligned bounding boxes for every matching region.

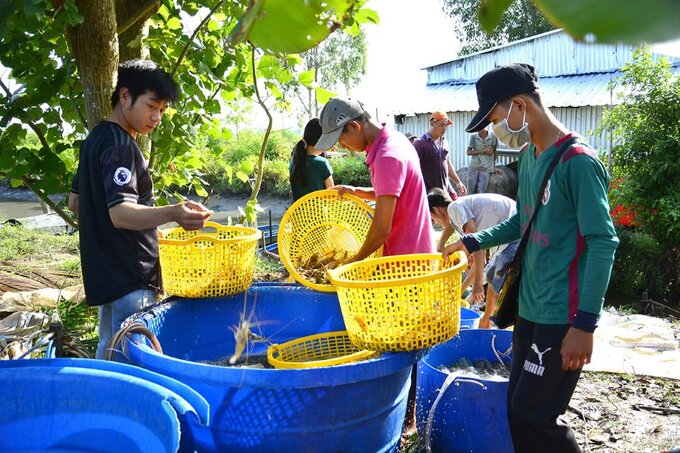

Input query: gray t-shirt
[468,132,499,172]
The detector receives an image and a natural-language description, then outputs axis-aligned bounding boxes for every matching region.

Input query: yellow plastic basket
[267,331,377,369]
[278,190,382,292]
[327,252,467,352]
[158,221,261,298]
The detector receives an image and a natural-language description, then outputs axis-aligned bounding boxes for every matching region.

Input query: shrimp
[228,294,269,365]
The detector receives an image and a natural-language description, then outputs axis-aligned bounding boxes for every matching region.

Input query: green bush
[330,153,371,187]
[201,129,298,196]
[598,48,680,305]
[201,132,373,197]
[260,159,291,197]
[606,226,672,302]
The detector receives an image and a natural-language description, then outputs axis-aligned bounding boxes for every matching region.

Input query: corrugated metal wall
[396,106,611,170]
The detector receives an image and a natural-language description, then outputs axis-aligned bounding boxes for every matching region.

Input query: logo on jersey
[541,180,551,205]
[113,167,132,186]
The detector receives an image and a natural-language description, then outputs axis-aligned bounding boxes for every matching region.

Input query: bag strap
[510,135,578,267]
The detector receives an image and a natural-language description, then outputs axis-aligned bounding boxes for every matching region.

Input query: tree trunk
[116,0,157,62]
[116,0,159,156]
[66,0,119,130]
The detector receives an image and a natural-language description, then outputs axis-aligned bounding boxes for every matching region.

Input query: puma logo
[531,343,552,366]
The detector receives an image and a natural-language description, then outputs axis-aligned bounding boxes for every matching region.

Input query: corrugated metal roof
[424,30,680,85]
[396,67,679,115]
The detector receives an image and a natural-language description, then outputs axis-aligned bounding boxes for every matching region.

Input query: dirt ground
[400,370,680,452]
[567,372,680,452]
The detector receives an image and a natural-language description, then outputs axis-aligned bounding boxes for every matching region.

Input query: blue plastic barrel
[460,307,481,329]
[122,282,422,453]
[416,329,514,453]
[0,358,209,453]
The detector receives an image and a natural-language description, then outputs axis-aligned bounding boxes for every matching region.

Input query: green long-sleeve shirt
[473,134,619,326]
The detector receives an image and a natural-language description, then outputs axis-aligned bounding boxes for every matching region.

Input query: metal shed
[393,29,680,170]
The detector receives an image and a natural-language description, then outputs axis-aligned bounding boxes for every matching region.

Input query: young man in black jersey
[69,59,211,358]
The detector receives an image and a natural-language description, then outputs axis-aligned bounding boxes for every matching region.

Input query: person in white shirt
[428,188,518,328]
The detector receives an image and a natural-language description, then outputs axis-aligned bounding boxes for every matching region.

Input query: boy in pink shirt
[314,97,435,260]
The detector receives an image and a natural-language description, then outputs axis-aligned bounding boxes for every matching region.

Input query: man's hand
[174,201,212,231]
[479,313,492,329]
[330,185,356,197]
[471,280,485,303]
[456,182,467,196]
[494,168,503,175]
[442,239,468,263]
[560,327,594,371]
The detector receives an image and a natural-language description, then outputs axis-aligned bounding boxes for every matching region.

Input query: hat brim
[465,103,497,133]
[314,127,344,151]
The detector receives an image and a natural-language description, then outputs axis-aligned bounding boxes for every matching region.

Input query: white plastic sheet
[585,309,680,379]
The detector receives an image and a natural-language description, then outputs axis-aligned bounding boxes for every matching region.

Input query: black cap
[465,63,539,133]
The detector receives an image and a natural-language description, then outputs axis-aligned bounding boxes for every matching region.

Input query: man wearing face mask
[442,64,619,452]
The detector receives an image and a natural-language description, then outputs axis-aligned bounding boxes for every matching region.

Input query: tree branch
[0,79,52,153]
[249,45,272,204]
[1,78,77,229]
[22,177,79,230]
[117,0,159,35]
[171,0,226,77]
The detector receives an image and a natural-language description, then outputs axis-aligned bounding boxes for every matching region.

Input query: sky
[351,0,461,120]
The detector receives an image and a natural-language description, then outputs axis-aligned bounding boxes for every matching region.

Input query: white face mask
[492,102,531,149]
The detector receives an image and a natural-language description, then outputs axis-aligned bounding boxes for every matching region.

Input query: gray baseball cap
[315,97,366,151]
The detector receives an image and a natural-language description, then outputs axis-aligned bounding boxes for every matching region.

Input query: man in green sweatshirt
[443,64,618,452]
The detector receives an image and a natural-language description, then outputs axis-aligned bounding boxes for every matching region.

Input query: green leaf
[235,170,250,183]
[166,17,182,30]
[258,54,280,77]
[298,69,315,88]
[192,180,209,197]
[264,81,283,99]
[287,54,303,66]
[158,4,170,21]
[534,0,680,44]
[477,0,514,33]
[315,86,338,105]
[353,8,380,25]
[207,19,220,32]
[239,160,255,174]
[246,0,356,54]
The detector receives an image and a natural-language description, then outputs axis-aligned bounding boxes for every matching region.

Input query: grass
[253,253,287,282]
[0,225,79,260]
[58,256,81,273]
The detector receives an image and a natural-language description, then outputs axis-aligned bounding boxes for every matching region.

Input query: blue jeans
[485,241,520,294]
[467,168,491,194]
[95,289,158,359]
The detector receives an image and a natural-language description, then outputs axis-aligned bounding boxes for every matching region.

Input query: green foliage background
[600,48,680,305]
[200,130,371,197]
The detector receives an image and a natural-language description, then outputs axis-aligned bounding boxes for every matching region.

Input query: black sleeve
[100,145,141,208]
[71,166,80,194]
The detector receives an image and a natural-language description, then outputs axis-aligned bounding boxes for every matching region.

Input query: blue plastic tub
[0,358,209,453]
[460,307,481,330]
[416,329,514,453]
[122,283,422,453]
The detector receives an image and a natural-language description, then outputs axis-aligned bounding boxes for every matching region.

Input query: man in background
[466,126,499,194]
[413,111,467,199]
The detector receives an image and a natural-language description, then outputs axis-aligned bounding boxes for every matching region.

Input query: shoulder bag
[492,136,577,329]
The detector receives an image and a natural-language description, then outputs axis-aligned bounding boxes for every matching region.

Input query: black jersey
[72,121,160,306]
